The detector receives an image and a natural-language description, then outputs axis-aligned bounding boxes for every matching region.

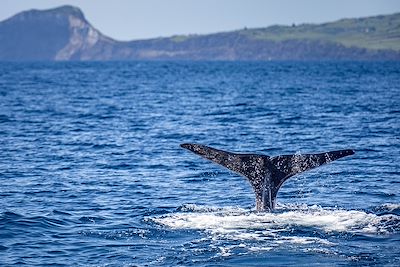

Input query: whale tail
[180,143,354,211]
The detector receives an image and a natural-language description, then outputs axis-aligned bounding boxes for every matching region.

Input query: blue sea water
[0,61,399,266]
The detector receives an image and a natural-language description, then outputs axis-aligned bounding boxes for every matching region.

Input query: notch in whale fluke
[180,143,354,211]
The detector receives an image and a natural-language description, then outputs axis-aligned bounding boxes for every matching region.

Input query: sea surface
[0,61,399,266]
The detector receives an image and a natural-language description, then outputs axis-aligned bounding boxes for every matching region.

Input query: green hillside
[239,13,400,51]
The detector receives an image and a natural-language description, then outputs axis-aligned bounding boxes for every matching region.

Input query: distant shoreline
[0,6,399,61]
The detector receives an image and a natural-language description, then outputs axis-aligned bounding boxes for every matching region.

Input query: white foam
[148,203,400,251]
[378,203,400,212]
[178,203,246,213]
[248,246,273,252]
[277,236,335,246]
[147,204,398,258]
[151,204,395,235]
[218,246,232,257]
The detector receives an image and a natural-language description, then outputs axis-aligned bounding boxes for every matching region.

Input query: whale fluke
[180,143,354,211]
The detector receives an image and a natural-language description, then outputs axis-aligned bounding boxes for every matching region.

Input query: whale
[180,143,354,211]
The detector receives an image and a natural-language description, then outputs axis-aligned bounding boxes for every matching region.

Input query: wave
[148,203,400,256]
[153,204,399,234]
[374,203,400,213]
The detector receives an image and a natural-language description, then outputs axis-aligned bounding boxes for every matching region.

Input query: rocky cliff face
[53,7,115,60]
[0,6,116,60]
[0,5,399,61]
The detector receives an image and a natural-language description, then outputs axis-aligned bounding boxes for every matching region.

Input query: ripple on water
[0,61,399,266]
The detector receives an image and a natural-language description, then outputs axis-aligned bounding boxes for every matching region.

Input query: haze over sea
[0,61,399,266]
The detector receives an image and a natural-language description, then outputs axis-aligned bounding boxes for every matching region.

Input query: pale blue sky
[1,0,399,40]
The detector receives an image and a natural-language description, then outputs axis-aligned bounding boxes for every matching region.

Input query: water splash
[149,203,400,248]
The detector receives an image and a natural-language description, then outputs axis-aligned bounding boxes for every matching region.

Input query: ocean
[0,61,399,266]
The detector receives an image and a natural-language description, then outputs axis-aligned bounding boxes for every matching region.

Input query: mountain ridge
[0,5,399,61]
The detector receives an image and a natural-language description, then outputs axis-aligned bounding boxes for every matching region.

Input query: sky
[1,0,399,41]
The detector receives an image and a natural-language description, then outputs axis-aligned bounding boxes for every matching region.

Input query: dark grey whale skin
[181,143,355,211]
